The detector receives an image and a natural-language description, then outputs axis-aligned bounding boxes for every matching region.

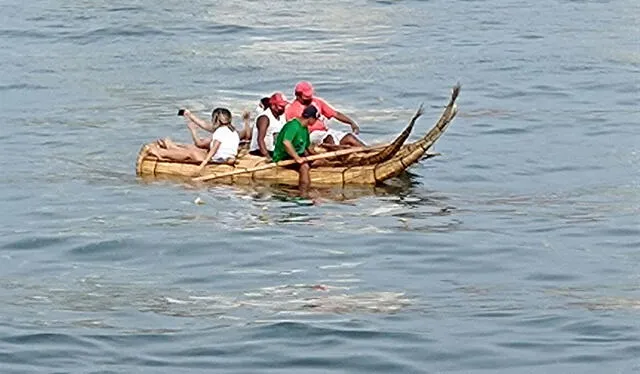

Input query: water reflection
[550,287,640,312]
[134,170,464,234]
[2,277,413,326]
[137,171,421,203]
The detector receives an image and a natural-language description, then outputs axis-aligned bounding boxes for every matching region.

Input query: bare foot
[163,138,180,150]
[140,145,152,160]
[147,144,166,160]
[155,138,167,148]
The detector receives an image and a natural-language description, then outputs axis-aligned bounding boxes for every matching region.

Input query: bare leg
[319,143,350,151]
[311,159,329,167]
[165,141,207,154]
[339,134,365,147]
[193,137,210,149]
[298,162,311,193]
[148,144,207,162]
[238,110,252,141]
[185,122,211,149]
[162,137,183,149]
[322,135,336,145]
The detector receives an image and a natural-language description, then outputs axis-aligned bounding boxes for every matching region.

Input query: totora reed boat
[136,84,460,186]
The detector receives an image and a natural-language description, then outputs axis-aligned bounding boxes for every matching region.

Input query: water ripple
[1,0,639,372]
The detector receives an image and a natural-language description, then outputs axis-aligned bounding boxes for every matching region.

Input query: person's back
[271,105,321,191]
[272,118,310,163]
[211,126,239,162]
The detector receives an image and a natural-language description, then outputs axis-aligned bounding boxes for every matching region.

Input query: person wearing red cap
[285,81,364,148]
[249,92,289,158]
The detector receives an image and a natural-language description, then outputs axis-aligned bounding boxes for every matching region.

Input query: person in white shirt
[148,107,240,174]
[249,92,288,158]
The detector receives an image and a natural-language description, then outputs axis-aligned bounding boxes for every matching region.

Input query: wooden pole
[193,144,386,182]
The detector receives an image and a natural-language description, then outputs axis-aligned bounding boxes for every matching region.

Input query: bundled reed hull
[136,85,460,186]
[137,150,381,185]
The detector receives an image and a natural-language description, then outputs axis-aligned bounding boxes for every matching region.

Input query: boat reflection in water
[137,168,426,204]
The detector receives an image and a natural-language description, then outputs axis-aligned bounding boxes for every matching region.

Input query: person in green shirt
[272,105,321,190]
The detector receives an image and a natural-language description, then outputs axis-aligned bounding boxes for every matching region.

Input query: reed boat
[136,85,460,186]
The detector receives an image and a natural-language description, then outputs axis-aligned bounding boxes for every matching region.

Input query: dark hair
[301,105,319,119]
[259,97,270,109]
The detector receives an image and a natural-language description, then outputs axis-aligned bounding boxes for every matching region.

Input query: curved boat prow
[345,104,423,166]
[135,84,461,186]
[372,84,460,182]
[393,84,460,160]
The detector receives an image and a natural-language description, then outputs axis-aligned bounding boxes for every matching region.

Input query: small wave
[518,34,544,40]
[0,83,49,91]
[0,28,51,39]
[479,127,530,135]
[1,332,94,347]
[60,26,173,44]
[460,109,515,119]
[2,236,69,251]
[67,239,134,261]
[251,318,413,339]
[203,23,254,35]
[107,6,144,12]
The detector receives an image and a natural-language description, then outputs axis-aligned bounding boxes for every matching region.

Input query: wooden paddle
[193,144,387,182]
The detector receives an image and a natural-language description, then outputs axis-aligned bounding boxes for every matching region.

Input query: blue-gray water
[1,0,639,373]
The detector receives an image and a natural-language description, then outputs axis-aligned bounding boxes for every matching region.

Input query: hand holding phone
[177,109,185,116]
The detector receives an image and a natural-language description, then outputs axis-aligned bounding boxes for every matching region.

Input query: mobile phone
[177,109,185,116]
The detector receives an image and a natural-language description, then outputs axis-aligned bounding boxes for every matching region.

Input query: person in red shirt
[284,81,365,148]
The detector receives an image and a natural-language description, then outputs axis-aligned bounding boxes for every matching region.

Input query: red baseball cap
[294,81,314,99]
[269,92,289,107]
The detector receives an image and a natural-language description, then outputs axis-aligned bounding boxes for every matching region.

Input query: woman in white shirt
[148,107,240,174]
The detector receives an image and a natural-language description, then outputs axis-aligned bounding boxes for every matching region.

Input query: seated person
[179,107,250,146]
[256,97,271,113]
[148,107,240,174]
[249,92,289,158]
[284,81,364,148]
[272,105,323,189]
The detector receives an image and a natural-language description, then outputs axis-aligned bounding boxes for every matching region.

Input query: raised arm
[183,109,214,132]
[187,121,211,149]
